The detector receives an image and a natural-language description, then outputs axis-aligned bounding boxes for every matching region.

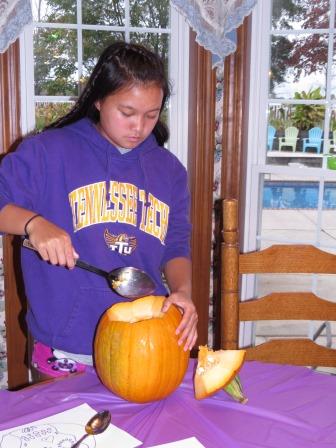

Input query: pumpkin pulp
[194,346,246,400]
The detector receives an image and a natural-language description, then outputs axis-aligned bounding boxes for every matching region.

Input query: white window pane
[271,0,330,31]
[34,28,78,96]
[82,0,125,26]
[32,0,77,23]
[260,174,322,244]
[270,34,328,100]
[82,31,125,79]
[35,101,74,131]
[130,0,170,28]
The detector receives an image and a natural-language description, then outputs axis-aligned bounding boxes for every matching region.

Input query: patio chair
[327,130,336,153]
[220,198,336,367]
[302,127,323,153]
[278,126,299,152]
[267,125,276,150]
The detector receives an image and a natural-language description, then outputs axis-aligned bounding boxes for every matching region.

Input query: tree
[33,0,170,97]
[271,0,304,30]
[287,1,329,81]
[270,0,329,92]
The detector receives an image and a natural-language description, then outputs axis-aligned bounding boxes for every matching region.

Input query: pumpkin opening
[106,295,165,323]
[194,346,246,400]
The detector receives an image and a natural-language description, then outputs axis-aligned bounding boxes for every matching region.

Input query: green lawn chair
[278,126,299,152]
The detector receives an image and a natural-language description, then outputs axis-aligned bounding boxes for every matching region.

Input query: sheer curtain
[171,0,257,66]
[0,0,32,53]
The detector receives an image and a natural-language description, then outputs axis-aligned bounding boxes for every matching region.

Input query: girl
[0,41,197,379]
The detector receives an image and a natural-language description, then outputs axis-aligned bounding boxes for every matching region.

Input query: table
[0,360,335,447]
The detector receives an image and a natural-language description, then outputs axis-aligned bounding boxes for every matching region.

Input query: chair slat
[244,339,336,367]
[239,292,336,321]
[221,199,336,367]
[240,245,336,273]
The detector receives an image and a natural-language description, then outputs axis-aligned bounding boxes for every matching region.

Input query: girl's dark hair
[46,41,171,145]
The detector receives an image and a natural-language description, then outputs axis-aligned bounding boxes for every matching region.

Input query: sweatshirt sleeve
[160,157,191,267]
[0,135,47,213]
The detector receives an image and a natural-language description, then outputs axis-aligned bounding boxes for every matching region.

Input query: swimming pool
[263,181,336,209]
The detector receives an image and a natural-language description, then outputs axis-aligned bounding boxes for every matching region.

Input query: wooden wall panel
[188,31,216,353]
[0,41,29,389]
[221,20,249,206]
[213,19,251,348]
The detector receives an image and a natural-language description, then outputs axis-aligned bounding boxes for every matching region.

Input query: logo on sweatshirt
[68,181,170,245]
[104,229,137,255]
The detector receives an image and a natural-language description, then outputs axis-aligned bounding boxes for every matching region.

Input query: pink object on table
[32,341,87,377]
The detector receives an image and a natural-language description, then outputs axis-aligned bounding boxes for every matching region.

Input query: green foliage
[291,87,325,130]
[269,117,293,132]
[271,0,304,29]
[35,102,74,131]
[270,36,294,93]
[269,105,293,131]
[130,0,169,28]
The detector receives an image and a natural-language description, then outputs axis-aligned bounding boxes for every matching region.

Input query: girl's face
[95,83,163,149]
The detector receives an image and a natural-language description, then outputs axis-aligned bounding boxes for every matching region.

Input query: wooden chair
[221,198,336,366]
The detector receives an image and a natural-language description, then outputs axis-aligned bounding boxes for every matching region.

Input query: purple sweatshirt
[0,118,191,354]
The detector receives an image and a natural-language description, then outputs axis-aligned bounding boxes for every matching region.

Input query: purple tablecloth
[0,360,335,447]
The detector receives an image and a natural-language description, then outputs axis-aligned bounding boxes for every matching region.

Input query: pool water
[263,181,336,209]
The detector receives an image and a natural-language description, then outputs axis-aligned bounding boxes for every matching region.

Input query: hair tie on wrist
[24,213,42,236]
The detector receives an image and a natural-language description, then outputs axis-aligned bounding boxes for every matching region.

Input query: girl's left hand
[161,292,198,351]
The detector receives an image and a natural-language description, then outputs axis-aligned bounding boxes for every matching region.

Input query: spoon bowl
[73,260,156,299]
[71,410,111,448]
[107,265,156,299]
[22,239,155,299]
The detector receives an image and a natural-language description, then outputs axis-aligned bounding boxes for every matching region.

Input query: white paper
[0,403,142,448]
[149,437,205,448]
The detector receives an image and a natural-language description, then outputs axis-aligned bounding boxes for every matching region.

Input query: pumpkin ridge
[164,309,179,393]
[156,314,168,398]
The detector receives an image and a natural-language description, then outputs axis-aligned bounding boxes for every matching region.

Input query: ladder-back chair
[221,198,336,367]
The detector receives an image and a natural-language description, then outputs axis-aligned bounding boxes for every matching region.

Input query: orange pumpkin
[94,295,190,403]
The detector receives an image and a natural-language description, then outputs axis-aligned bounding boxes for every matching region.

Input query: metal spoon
[22,238,155,299]
[70,410,111,448]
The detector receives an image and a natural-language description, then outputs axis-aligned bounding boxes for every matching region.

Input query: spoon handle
[75,259,109,278]
[22,238,109,278]
[70,433,89,448]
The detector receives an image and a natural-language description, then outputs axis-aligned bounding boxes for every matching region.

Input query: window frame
[242,0,336,347]
[244,0,336,255]
[19,3,190,167]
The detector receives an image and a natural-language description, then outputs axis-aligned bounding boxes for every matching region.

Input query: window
[244,0,336,349]
[19,1,189,166]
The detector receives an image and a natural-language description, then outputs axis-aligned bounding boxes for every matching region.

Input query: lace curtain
[0,0,32,53]
[171,0,258,67]
[0,0,257,58]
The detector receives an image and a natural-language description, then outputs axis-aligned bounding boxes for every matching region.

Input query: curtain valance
[171,0,257,67]
[0,0,32,53]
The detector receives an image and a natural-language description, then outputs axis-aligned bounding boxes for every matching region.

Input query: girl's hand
[162,292,198,351]
[26,216,78,269]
